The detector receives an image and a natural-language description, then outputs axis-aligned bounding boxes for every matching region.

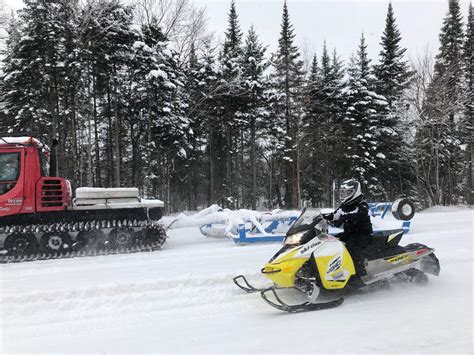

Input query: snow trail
[0,209,472,353]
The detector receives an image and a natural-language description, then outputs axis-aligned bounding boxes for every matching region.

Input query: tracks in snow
[1,272,264,334]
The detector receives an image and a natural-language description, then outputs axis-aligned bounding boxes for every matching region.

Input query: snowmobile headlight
[285,232,305,245]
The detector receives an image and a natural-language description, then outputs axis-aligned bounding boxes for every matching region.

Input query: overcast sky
[196,0,471,63]
[4,0,472,63]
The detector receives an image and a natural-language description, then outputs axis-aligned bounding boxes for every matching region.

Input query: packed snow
[0,208,472,353]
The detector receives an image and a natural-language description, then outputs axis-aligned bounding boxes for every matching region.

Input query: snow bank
[419,205,473,213]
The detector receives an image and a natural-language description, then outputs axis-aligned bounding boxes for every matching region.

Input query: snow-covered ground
[0,208,472,354]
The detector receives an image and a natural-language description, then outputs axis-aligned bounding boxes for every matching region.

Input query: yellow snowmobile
[233,209,440,313]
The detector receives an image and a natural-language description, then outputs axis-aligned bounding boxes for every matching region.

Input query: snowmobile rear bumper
[419,252,440,276]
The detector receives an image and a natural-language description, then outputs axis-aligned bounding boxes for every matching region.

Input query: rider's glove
[333,209,343,221]
[322,213,334,221]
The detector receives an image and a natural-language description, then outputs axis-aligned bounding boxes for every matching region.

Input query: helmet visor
[340,187,355,201]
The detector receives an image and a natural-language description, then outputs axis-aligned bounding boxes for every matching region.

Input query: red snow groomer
[0,136,167,262]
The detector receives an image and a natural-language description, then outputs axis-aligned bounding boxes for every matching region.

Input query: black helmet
[339,179,363,206]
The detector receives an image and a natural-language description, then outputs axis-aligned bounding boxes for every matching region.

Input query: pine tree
[215,0,245,207]
[120,19,166,191]
[320,46,347,204]
[2,0,62,135]
[270,0,305,208]
[328,49,347,190]
[1,0,80,179]
[466,3,473,204]
[179,41,224,210]
[302,52,324,205]
[304,52,321,120]
[181,42,204,209]
[0,3,9,95]
[300,44,349,206]
[374,2,411,107]
[221,0,242,79]
[373,1,413,199]
[343,34,388,196]
[434,0,465,121]
[241,26,268,209]
[146,27,190,211]
[0,13,20,126]
[416,0,466,205]
[198,43,223,205]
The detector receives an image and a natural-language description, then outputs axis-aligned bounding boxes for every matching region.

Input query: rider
[324,179,373,276]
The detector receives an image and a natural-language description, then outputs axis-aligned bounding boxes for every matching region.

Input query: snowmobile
[0,136,167,263]
[233,209,440,313]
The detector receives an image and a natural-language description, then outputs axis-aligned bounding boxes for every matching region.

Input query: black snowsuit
[332,201,373,276]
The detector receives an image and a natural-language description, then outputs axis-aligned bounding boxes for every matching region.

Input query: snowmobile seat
[372,229,404,247]
[361,230,405,260]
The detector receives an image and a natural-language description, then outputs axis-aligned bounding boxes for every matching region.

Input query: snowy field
[0,207,472,354]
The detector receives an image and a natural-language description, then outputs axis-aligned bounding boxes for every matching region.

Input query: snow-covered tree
[434,0,466,121]
[342,34,388,196]
[212,0,247,208]
[241,26,269,209]
[302,45,332,206]
[221,0,243,80]
[269,0,305,208]
[301,52,325,205]
[414,0,466,206]
[374,2,412,107]
[1,0,82,180]
[464,2,473,204]
[373,2,413,199]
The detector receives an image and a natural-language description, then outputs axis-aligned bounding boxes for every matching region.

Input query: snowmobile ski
[260,287,344,313]
[233,275,274,293]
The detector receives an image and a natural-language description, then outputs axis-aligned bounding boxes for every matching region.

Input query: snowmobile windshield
[287,209,324,235]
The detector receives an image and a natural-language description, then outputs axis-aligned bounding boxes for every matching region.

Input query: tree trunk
[209,131,215,205]
[250,116,256,210]
[92,73,101,187]
[240,130,245,209]
[225,117,232,208]
[113,68,121,188]
[106,82,114,188]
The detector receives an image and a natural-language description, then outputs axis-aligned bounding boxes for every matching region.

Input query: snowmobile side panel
[262,257,307,288]
[314,246,356,290]
[362,247,437,284]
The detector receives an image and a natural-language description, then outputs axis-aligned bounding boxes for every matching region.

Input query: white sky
[196,0,471,63]
[4,0,472,63]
